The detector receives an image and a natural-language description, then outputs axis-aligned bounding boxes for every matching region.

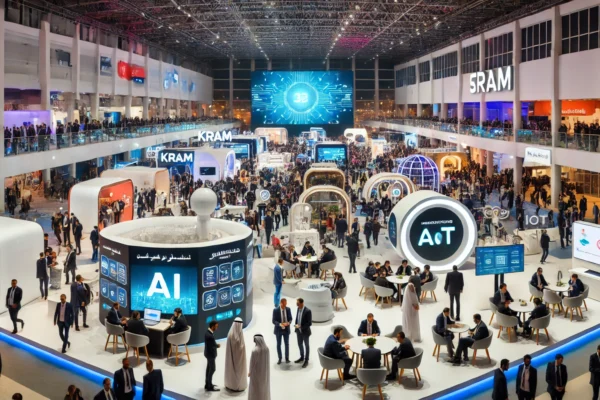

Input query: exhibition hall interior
[5,0,600,399]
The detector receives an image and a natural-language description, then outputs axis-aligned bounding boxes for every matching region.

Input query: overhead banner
[469,66,514,94]
[524,147,552,167]
[100,56,112,77]
[117,61,131,80]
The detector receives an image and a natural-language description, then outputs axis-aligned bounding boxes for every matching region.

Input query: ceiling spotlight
[345,21,349,25]
[168,26,173,30]
[157,25,163,29]
[187,13,191,17]
[374,8,377,11]
[400,41,403,44]
[341,27,345,31]
[389,47,392,50]
[216,34,220,39]
[338,33,341,37]
[433,16,438,20]
[350,14,354,19]
[224,40,227,43]
[176,40,179,43]
[391,41,393,45]
[177,5,181,10]
[141,12,145,17]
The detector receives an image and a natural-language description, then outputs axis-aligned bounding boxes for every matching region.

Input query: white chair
[104,319,127,354]
[488,298,498,325]
[331,325,355,341]
[332,286,348,311]
[374,284,394,308]
[583,284,590,311]
[357,367,387,400]
[319,259,337,280]
[125,331,150,366]
[397,347,423,386]
[420,277,438,302]
[563,295,584,321]
[529,284,543,301]
[167,327,192,365]
[431,325,447,362]
[495,313,519,341]
[282,260,297,278]
[530,313,551,345]
[359,273,375,300]
[471,332,493,365]
[543,289,564,317]
[318,347,345,389]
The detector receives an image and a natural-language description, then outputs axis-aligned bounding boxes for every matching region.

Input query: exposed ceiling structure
[26,0,566,63]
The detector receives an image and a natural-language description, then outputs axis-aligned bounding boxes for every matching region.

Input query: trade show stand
[570,267,600,301]
[288,230,320,255]
[513,227,560,255]
[101,166,170,200]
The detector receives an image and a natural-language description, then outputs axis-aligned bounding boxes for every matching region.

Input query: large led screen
[251,71,353,126]
[475,244,524,276]
[573,222,600,265]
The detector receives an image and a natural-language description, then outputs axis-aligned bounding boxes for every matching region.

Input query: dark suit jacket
[420,271,435,283]
[361,347,381,368]
[391,339,416,360]
[590,353,600,386]
[546,362,568,392]
[142,369,164,400]
[516,365,538,395]
[107,307,122,326]
[53,302,75,326]
[529,304,548,321]
[444,270,464,295]
[358,319,381,336]
[171,315,188,334]
[70,282,86,307]
[493,290,514,305]
[93,389,116,400]
[204,329,218,359]
[64,251,77,271]
[323,334,348,360]
[396,265,412,276]
[435,313,454,336]
[36,258,49,279]
[530,273,549,288]
[113,368,136,398]
[5,286,23,307]
[273,306,293,335]
[492,369,508,400]
[365,266,377,281]
[127,319,149,336]
[470,322,490,341]
[295,306,312,336]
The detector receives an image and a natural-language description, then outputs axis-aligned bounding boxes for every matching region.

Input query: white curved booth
[101,166,170,199]
[196,148,237,181]
[362,173,417,200]
[255,127,288,144]
[298,185,352,233]
[303,165,346,190]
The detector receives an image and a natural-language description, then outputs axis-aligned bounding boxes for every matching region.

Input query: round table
[386,276,410,305]
[545,284,570,293]
[298,256,319,277]
[448,323,470,338]
[510,302,536,323]
[346,337,398,370]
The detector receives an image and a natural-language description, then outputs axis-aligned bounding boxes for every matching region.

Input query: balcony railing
[516,130,553,146]
[558,132,600,153]
[4,120,237,157]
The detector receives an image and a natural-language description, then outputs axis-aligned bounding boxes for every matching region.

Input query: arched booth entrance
[298,185,352,233]
[362,173,417,201]
[303,164,346,190]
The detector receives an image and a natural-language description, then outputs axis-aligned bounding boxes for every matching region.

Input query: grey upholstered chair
[167,327,192,365]
[359,273,375,300]
[431,325,447,362]
[104,319,127,354]
[396,347,423,386]
[543,289,563,317]
[495,312,519,341]
[125,331,150,366]
[530,313,551,345]
[332,286,348,311]
[583,284,590,311]
[357,367,387,400]
[562,295,584,321]
[374,284,394,308]
[385,325,403,339]
[319,259,337,280]
[488,298,498,325]
[318,347,345,389]
[471,332,493,365]
[282,260,297,278]
[529,284,543,301]
[331,325,354,341]
[420,277,438,302]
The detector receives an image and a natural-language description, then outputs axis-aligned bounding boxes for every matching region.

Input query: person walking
[516,354,537,400]
[546,354,567,400]
[372,219,381,246]
[444,265,464,321]
[63,245,77,284]
[590,345,600,400]
[594,202,600,225]
[53,293,74,353]
[248,335,270,400]
[142,359,164,400]
[6,279,24,334]
[73,219,83,255]
[273,258,284,308]
[204,321,220,392]
[363,217,373,249]
[90,225,99,262]
[346,233,359,273]
[540,229,550,264]
[36,252,49,300]
[294,298,312,368]
[335,215,348,248]
[493,359,509,400]
[71,275,89,330]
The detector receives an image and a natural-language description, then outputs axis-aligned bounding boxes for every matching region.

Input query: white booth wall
[101,167,170,198]
[344,128,369,144]
[196,148,237,181]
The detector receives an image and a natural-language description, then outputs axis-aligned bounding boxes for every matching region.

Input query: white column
[198,102,204,117]
[93,31,101,119]
[142,96,150,120]
[187,100,192,118]
[71,23,81,101]
[43,169,51,184]
[39,15,51,110]
[159,98,165,119]
[326,59,330,71]
[551,6,562,148]
[268,60,272,71]
[457,40,464,126]
[159,52,165,117]
[441,103,448,119]
[127,43,133,108]
[144,46,150,106]
[111,37,118,95]
[251,59,255,71]
[512,156,523,193]
[125,95,132,118]
[91,93,99,120]
[417,104,423,117]
[352,58,356,115]
[229,57,234,118]
[175,99,181,118]
[0,0,5,211]
[65,93,76,123]
[374,58,380,117]
[512,21,521,141]
[479,34,486,125]
[69,163,76,179]
[487,151,494,177]
[551,163,561,209]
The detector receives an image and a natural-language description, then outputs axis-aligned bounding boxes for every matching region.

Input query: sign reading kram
[198,130,233,142]
[389,190,477,272]
[469,66,513,94]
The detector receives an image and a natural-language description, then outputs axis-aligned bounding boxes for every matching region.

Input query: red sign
[131,65,146,79]
[117,61,131,80]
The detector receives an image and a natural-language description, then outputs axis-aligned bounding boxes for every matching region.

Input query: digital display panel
[573,222,600,265]
[409,207,464,263]
[475,244,525,276]
[221,143,249,159]
[315,144,348,166]
[200,167,217,176]
[98,237,130,322]
[251,71,353,126]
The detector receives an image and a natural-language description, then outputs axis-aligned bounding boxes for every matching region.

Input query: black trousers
[57,321,70,351]
[73,306,87,327]
[517,389,534,400]
[340,357,353,377]
[274,215,281,230]
[547,389,565,400]
[364,233,371,248]
[296,332,310,360]
[65,268,75,283]
[205,357,216,389]
[450,293,461,319]
[75,236,82,254]
[282,214,288,226]
[348,252,357,273]
[63,229,71,245]
[276,332,290,361]
[373,233,379,246]
[54,229,62,245]
[8,306,22,331]
[592,383,600,400]
[541,248,549,262]
[39,277,48,298]
[455,337,475,359]
[336,233,345,247]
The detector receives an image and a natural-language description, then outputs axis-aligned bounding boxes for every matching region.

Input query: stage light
[338,33,341,37]
[345,21,349,25]
[177,5,181,10]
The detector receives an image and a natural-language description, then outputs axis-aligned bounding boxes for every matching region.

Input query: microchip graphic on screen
[218,287,232,307]
[219,263,232,284]
[251,71,353,125]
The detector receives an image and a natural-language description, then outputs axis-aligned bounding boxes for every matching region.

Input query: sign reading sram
[469,66,513,94]
[198,130,233,142]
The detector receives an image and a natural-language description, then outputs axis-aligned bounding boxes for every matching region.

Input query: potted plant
[363,337,377,346]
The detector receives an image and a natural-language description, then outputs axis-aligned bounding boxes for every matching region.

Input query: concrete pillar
[71,23,81,100]
[91,93,99,120]
[111,36,118,95]
[551,163,561,209]
[479,34,486,125]
[487,151,494,177]
[229,57,234,119]
[512,21,521,140]
[251,59,255,72]
[551,6,562,147]
[142,96,150,120]
[187,100,192,118]
[123,151,130,162]
[175,99,181,118]
[441,103,448,120]
[125,95,132,118]
[326,59,330,71]
[404,104,409,118]
[127,43,133,104]
[198,103,204,117]
[457,40,464,127]
[374,58,380,117]
[69,163,76,179]
[43,169,51,184]
[478,149,486,167]
[417,104,423,117]
[39,15,51,110]
[65,93,76,123]
[159,98,165,118]
[159,52,165,116]
[352,58,356,117]
[268,60,272,71]
[512,156,523,193]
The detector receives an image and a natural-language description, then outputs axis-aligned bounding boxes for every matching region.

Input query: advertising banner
[117,61,131,80]
[100,56,112,77]
[99,237,130,322]
[573,222,600,265]
[475,244,524,276]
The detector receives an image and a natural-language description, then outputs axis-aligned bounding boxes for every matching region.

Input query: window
[562,6,600,54]
[395,66,417,87]
[484,32,513,70]
[419,61,430,82]
[461,43,480,74]
[432,51,458,79]
[521,21,552,62]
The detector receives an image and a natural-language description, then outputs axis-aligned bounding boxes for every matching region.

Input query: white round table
[545,284,570,293]
[386,276,410,305]
[448,323,470,337]
[510,302,536,323]
[298,255,319,277]
[346,337,398,370]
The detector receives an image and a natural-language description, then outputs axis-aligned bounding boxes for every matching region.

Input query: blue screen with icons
[475,244,524,276]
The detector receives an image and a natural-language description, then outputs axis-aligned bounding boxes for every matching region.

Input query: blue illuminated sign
[389,214,397,248]
[475,244,524,276]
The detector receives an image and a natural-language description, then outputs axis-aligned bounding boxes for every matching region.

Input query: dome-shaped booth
[396,154,440,191]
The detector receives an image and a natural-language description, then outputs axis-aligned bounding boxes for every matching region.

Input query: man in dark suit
[63,244,77,284]
[386,332,416,380]
[499,299,521,330]
[493,283,514,306]
[361,339,381,368]
[294,298,312,368]
[493,359,509,400]
[453,313,490,364]
[107,302,127,328]
[90,226,100,263]
[315,247,336,278]
[420,264,435,284]
[62,211,71,246]
[409,268,422,301]
[167,307,188,335]
[396,259,412,276]
[546,354,567,400]
[523,298,548,337]
[93,377,116,400]
[516,355,537,400]
[374,269,398,299]
[74,219,83,255]
[365,261,378,281]
[358,313,381,337]
[323,327,355,380]
[142,359,164,400]
[590,345,600,400]
[71,274,89,331]
[6,279,24,334]
[435,307,456,358]
[531,267,549,291]
[273,298,293,364]
[540,230,550,264]
[36,252,49,300]
[568,274,584,297]
[204,320,220,392]
[444,265,464,320]
[126,311,149,336]
[335,215,348,248]
[53,293,74,353]
[113,358,136,399]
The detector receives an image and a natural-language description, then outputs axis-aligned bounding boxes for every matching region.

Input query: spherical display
[190,188,217,216]
[396,155,440,191]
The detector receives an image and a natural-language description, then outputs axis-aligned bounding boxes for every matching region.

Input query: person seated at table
[386,332,416,380]
[107,302,127,328]
[365,261,377,281]
[166,307,188,335]
[324,327,356,380]
[499,299,521,328]
[420,264,435,284]
[523,298,548,338]
[381,260,393,276]
[434,307,456,358]
[568,273,584,297]
[316,247,336,278]
[358,313,380,337]
[361,338,381,369]
[452,313,489,364]
[492,283,514,306]
[530,267,548,291]
[127,311,149,336]
[374,269,398,300]
[300,241,316,276]
[396,259,412,276]
[330,272,346,299]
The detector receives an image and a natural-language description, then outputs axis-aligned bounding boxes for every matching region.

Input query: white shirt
[8,287,16,306]
[123,368,132,393]
[521,366,530,392]
[103,389,114,400]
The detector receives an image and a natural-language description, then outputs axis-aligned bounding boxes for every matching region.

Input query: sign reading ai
[469,66,513,94]
[198,130,233,142]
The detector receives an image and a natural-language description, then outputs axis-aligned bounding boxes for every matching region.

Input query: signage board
[469,66,513,94]
[198,130,233,142]
[157,150,194,166]
[524,147,551,166]
[145,146,165,159]
[573,222,600,265]
[475,244,524,276]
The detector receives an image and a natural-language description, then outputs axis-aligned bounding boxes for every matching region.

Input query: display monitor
[573,222,600,265]
[475,244,525,276]
[200,167,217,176]
[221,143,249,159]
[314,143,348,167]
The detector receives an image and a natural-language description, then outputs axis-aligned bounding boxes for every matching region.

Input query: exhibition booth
[70,178,134,233]
[231,135,264,159]
[370,138,387,159]
[156,148,237,182]
[396,154,441,191]
[255,127,288,144]
[362,172,417,200]
[303,164,346,190]
[298,185,352,233]
[99,189,254,347]
[343,128,368,144]
[257,152,290,170]
[101,167,170,199]
[313,142,348,168]
[424,151,468,177]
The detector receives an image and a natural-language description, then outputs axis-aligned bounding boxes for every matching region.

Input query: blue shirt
[273,264,283,286]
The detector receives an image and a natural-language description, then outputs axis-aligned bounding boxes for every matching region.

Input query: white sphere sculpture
[190,188,217,240]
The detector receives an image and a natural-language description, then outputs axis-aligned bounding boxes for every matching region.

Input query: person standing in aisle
[372,219,381,246]
[53,293,73,353]
[62,211,71,246]
[6,279,24,334]
[546,354,567,400]
[363,217,373,249]
[263,211,274,246]
[492,359,509,400]
[64,245,77,284]
[273,298,292,365]
[204,321,220,392]
[516,354,537,400]
[444,265,464,321]
[294,298,312,368]
[113,358,136,399]
[346,233,359,273]
[90,225,99,263]
[590,345,600,400]
[73,219,83,255]
[335,214,348,248]
[273,258,284,307]
[142,359,164,400]
[580,195,588,220]
[36,252,49,300]
[540,230,550,264]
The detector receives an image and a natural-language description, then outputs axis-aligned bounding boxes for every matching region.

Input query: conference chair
[167,327,192,366]
[357,367,387,400]
[529,284,543,301]
[374,284,394,308]
[530,313,551,345]
[125,331,150,366]
[359,272,375,300]
[384,325,403,339]
[431,325,448,362]
[331,286,348,311]
[583,284,590,311]
[543,290,564,317]
[331,325,354,342]
[318,347,345,389]
[104,319,127,354]
[281,260,297,279]
[495,313,519,342]
[420,277,438,302]
[562,295,584,321]
[319,259,337,280]
[397,347,423,386]
[488,298,498,325]
[471,332,493,365]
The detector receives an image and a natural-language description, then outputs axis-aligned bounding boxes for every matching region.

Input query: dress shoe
[75,328,80,331]
[68,341,71,348]
[456,317,461,321]
[21,321,24,329]
[206,387,220,392]
[294,358,304,363]
[386,374,396,381]
[12,329,17,334]
[83,324,90,328]
[344,374,356,380]
[302,361,308,368]
[62,349,67,353]
[277,360,281,365]
[285,359,291,363]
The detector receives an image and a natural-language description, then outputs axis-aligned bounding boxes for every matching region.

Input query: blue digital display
[130,265,199,314]
[251,71,353,125]
[315,145,348,165]
[475,244,525,276]
[220,143,249,159]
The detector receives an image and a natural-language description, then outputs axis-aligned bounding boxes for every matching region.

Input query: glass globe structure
[396,154,439,191]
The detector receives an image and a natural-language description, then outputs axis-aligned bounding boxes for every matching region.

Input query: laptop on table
[142,308,162,326]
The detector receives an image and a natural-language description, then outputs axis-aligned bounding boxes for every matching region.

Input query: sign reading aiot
[469,66,513,94]
[524,147,551,166]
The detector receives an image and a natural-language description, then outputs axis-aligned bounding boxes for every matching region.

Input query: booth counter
[101,166,170,199]
[344,128,368,144]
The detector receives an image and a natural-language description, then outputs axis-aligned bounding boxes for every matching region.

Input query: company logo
[293,93,309,103]
[483,205,511,220]
[469,66,513,94]
[408,207,465,263]
[209,248,241,261]
[147,272,181,299]
[159,152,193,163]
[259,190,271,202]
[198,130,233,142]
[417,223,456,247]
